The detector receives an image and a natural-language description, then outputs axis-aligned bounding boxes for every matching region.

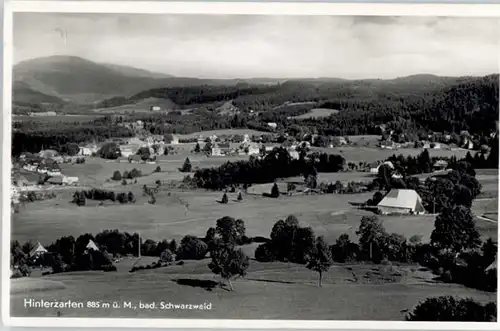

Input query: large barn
[377,189,425,215]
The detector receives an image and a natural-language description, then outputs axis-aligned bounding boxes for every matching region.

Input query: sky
[13,13,500,79]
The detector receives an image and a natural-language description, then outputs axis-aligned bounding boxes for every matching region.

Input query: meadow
[12,183,497,249]
[13,114,103,123]
[11,258,496,319]
[291,108,340,119]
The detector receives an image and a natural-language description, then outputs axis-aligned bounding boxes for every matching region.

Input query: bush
[102,264,117,272]
[160,249,174,264]
[112,171,122,181]
[255,243,277,262]
[155,166,162,173]
[176,236,208,260]
[407,296,496,321]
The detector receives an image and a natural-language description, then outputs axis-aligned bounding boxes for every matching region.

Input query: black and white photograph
[4,2,500,326]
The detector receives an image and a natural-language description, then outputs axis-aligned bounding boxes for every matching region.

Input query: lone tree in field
[237,192,243,201]
[431,205,481,253]
[121,179,127,186]
[271,183,280,198]
[154,166,161,173]
[306,236,333,287]
[221,193,229,204]
[193,143,201,153]
[209,245,249,291]
[112,170,122,181]
[180,158,192,172]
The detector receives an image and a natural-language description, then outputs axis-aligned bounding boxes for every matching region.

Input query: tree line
[192,147,345,190]
[71,188,136,206]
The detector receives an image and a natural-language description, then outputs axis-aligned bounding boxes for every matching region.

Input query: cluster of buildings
[116,134,179,162]
[15,150,79,188]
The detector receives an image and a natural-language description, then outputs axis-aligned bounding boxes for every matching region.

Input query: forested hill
[96,74,499,136]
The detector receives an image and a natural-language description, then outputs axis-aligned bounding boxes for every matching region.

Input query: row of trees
[12,117,133,157]
[111,168,142,181]
[192,147,345,190]
[72,189,136,206]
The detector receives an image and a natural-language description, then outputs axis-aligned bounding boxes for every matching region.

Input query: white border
[2,1,500,329]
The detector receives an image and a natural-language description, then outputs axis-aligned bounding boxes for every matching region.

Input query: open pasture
[291,108,340,119]
[13,114,103,123]
[93,97,178,114]
[12,185,497,248]
[11,258,496,320]
[58,154,252,187]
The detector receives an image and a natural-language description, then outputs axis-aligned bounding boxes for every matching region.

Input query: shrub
[221,193,228,204]
[407,296,496,321]
[176,236,208,260]
[255,243,277,262]
[102,264,117,272]
[112,171,122,181]
[155,166,162,173]
[160,249,174,264]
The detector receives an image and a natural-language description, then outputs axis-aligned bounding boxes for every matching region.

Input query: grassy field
[291,108,340,120]
[58,154,251,187]
[11,259,496,319]
[13,115,103,123]
[93,97,179,114]
[12,185,497,248]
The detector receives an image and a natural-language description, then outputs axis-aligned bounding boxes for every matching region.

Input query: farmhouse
[78,147,92,156]
[150,106,161,111]
[485,257,497,273]
[86,240,99,252]
[247,143,260,155]
[433,160,448,171]
[288,149,300,160]
[377,189,426,215]
[211,145,223,156]
[165,135,179,145]
[29,242,48,258]
[46,176,63,185]
[62,176,79,186]
[369,161,394,174]
[128,155,142,163]
[218,143,232,155]
[267,122,278,130]
[38,149,59,159]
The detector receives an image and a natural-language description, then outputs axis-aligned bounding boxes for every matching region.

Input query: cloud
[13,13,500,78]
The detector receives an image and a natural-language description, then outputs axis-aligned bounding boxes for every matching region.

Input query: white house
[211,146,223,156]
[119,146,134,157]
[78,147,92,156]
[370,161,394,174]
[247,143,260,156]
[86,240,99,252]
[62,176,79,185]
[150,106,161,111]
[29,242,48,258]
[267,122,278,130]
[377,189,426,215]
[288,150,300,160]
